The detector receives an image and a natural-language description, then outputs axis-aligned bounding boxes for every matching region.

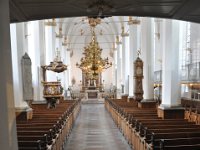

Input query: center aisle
[64,103,131,150]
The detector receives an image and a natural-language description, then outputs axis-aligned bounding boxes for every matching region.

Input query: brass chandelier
[76,27,112,79]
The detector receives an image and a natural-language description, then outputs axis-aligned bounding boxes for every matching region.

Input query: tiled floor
[64,103,131,150]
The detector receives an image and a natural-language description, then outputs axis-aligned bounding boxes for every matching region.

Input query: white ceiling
[51,16,131,57]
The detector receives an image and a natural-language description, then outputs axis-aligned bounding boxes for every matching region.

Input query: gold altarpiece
[82,72,102,91]
[81,72,103,99]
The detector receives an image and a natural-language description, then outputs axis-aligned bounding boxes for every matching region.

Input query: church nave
[64,103,131,150]
[2,0,200,149]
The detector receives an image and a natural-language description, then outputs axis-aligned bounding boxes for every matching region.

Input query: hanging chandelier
[76,27,112,79]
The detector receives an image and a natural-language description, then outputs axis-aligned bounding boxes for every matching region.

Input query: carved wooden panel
[134,57,144,102]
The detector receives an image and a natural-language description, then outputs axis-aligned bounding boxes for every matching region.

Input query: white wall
[190,23,200,63]
[10,17,200,105]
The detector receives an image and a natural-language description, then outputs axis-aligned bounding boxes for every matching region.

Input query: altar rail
[71,91,116,100]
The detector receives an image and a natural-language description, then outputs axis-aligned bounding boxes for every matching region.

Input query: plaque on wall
[21,53,33,105]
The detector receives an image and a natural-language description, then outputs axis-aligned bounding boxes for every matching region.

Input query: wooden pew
[16,99,81,150]
[105,98,200,150]
[18,140,45,150]
[160,137,200,150]
[145,132,200,150]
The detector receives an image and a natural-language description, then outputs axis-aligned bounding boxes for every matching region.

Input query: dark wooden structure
[105,98,200,150]
[16,100,81,150]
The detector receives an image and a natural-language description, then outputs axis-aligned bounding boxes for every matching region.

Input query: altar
[86,89,99,99]
[80,72,103,100]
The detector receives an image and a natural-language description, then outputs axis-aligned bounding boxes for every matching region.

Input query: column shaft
[0,0,18,149]
[129,25,139,96]
[141,18,154,99]
[117,44,122,89]
[161,20,180,106]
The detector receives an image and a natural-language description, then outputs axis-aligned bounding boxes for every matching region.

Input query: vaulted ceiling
[10,0,200,24]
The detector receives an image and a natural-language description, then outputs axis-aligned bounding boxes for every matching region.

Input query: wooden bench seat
[17,120,60,123]
[160,137,200,147]
[149,128,200,134]
[105,98,200,150]
[160,144,200,150]
[148,131,200,146]
[141,124,199,129]
[17,135,47,141]
[16,100,81,150]
[17,130,53,136]
[18,140,46,150]
[17,123,57,126]
[135,119,190,123]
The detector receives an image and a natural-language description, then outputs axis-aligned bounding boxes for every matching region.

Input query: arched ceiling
[55,16,128,56]
[10,0,200,23]
[10,0,200,57]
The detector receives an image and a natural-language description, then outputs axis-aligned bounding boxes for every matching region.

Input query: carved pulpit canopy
[41,61,67,73]
[41,48,67,73]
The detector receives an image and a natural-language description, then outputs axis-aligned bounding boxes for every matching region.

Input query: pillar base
[157,105,184,119]
[16,107,33,120]
[127,96,134,102]
[121,94,129,101]
[138,99,157,108]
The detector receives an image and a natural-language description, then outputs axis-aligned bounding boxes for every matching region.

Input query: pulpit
[41,51,67,108]
[42,81,63,108]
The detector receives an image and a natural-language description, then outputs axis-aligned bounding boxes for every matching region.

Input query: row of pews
[182,98,200,125]
[105,98,200,150]
[16,100,81,150]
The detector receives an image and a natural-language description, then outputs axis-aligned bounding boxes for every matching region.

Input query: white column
[10,23,29,108]
[116,44,122,98]
[29,21,42,101]
[154,20,162,71]
[0,0,18,149]
[45,26,56,81]
[38,20,46,100]
[30,20,46,101]
[129,24,139,97]
[111,49,116,87]
[114,49,117,87]
[60,42,67,90]
[66,49,71,88]
[62,49,67,90]
[116,44,122,90]
[56,36,64,85]
[161,19,180,106]
[141,18,154,99]
[122,36,129,94]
